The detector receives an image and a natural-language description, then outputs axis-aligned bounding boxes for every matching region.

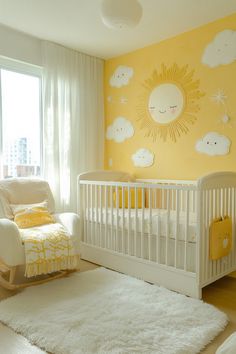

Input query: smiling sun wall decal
[138,63,205,142]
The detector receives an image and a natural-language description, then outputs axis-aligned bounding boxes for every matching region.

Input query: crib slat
[134,187,138,257]
[128,186,131,256]
[212,189,217,278]
[232,187,236,268]
[171,189,174,210]
[209,190,214,279]
[180,189,183,212]
[165,190,170,266]
[220,190,225,276]
[227,187,231,214]
[200,190,205,281]
[141,188,145,259]
[216,188,220,276]
[148,188,152,261]
[95,184,98,247]
[122,186,125,254]
[156,211,160,264]
[230,188,233,268]
[220,188,226,274]
[83,184,87,243]
[231,188,235,267]
[227,187,231,271]
[161,190,164,209]
[192,190,196,213]
[175,190,179,268]
[223,188,228,273]
[116,185,119,252]
[221,188,226,274]
[86,184,89,244]
[233,188,236,267]
[220,188,223,216]
[154,189,157,209]
[110,186,114,251]
[154,188,157,207]
[89,184,92,245]
[90,184,94,246]
[184,190,189,271]
[205,189,209,282]
[206,189,210,280]
[99,185,102,248]
[104,185,108,249]
[224,187,227,215]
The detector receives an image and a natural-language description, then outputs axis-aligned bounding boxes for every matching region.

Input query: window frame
[0,56,43,179]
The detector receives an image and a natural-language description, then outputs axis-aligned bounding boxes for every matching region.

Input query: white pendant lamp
[101,0,142,30]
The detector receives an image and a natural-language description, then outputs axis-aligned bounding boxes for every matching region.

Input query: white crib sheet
[86,208,197,243]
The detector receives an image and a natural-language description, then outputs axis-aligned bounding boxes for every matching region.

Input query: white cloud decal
[195,132,231,156]
[110,66,134,88]
[106,117,134,143]
[202,30,236,68]
[132,148,154,167]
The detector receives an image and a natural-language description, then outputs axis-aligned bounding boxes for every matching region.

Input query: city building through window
[0,63,42,179]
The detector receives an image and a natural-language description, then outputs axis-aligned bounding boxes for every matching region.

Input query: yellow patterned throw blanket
[20,223,79,278]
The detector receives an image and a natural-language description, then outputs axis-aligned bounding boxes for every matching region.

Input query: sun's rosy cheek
[170,106,178,114]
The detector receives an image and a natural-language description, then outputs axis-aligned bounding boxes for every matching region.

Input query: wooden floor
[0,260,235,354]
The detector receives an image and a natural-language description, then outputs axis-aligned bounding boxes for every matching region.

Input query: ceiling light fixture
[101,0,143,30]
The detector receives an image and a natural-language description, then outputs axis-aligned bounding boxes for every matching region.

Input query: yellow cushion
[11,202,55,229]
[209,216,232,260]
[113,188,144,208]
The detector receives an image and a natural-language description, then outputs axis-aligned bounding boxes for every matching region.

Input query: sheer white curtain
[42,41,104,212]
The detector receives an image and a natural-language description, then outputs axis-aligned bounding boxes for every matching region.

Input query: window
[0,58,42,178]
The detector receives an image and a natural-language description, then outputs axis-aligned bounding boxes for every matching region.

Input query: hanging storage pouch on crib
[209,216,232,260]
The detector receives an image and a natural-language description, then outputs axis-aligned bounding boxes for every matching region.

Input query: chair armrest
[0,219,24,266]
[54,212,80,236]
[53,212,80,253]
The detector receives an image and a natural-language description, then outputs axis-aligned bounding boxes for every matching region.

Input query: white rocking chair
[0,177,80,289]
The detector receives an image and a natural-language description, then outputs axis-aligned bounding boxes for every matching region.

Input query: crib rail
[78,179,198,274]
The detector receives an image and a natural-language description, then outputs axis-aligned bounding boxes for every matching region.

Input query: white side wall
[0,24,42,66]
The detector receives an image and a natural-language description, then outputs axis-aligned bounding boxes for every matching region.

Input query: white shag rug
[0,268,227,354]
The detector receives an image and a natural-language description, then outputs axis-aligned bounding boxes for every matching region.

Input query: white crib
[77,170,236,298]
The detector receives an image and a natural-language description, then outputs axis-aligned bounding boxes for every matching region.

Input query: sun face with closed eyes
[148,83,184,124]
[138,63,204,142]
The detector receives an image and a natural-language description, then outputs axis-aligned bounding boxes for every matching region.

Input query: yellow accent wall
[104,13,236,180]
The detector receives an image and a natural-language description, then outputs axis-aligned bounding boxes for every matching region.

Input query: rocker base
[0,263,77,290]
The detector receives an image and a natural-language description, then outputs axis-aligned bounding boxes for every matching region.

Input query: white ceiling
[0,0,235,59]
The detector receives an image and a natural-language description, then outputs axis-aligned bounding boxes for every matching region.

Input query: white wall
[0,24,42,66]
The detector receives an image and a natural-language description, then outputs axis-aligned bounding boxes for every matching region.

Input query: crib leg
[194,286,202,299]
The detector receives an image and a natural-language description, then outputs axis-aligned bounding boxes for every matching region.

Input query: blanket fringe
[25,255,80,278]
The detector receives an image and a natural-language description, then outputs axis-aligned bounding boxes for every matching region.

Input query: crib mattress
[86,208,197,243]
